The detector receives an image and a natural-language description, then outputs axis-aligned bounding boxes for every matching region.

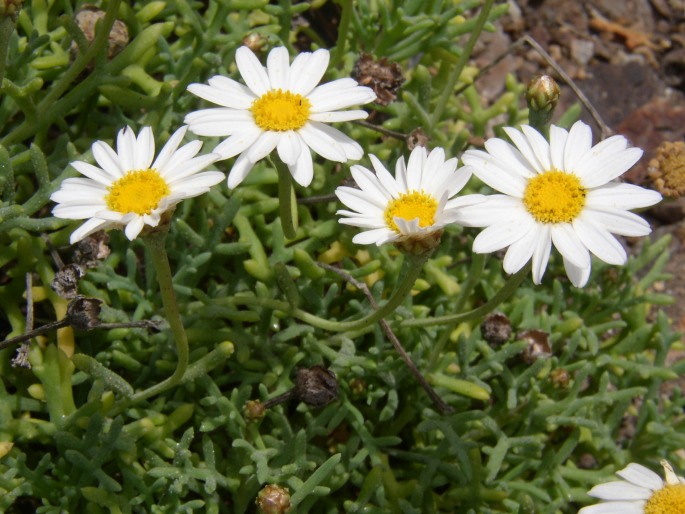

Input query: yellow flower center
[645,483,685,514]
[384,191,438,233]
[522,170,586,223]
[250,89,311,131]
[105,169,170,215]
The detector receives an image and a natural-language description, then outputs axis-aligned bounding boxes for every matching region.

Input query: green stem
[331,0,353,68]
[0,16,16,87]
[272,155,298,239]
[429,0,495,128]
[128,228,189,403]
[232,253,431,332]
[402,262,530,328]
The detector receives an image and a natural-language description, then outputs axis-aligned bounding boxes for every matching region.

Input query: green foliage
[0,1,681,513]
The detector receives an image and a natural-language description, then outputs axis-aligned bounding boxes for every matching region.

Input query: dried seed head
[71,5,129,60]
[73,231,111,267]
[352,53,405,106]
[648,140,685,198]
[52,263,86,299]
[256,484,291,514]
[244,400,266,421]
[11,343,31,368]
[549,368,570,389]
[518,329,552,364]
[66,296,102,331]
[295,365,339,408]
[480,312,513,346]
[406,127,429,151]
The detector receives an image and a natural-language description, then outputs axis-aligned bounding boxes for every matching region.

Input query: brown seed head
[351,53,405,106]
[480,312,512,346]
[256,484,291,514]
[648,140,685,198]
[518,329,552,364]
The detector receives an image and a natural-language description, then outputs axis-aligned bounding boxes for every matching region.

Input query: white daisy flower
[579,460,685,514]
[458,120,662,287]
[184,45,377,189]
[335,146,483,250]
[51,126,224,244]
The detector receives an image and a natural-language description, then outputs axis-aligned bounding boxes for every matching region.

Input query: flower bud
[549,368,570,389]
[526,75,560,129]
[0,0,22,19]
[244,400,266,421]
[256,484,291,514]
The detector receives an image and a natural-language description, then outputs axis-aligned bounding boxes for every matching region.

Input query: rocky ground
[474,0,685,331]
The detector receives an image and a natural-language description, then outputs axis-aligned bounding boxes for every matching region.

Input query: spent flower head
[51,126,223,243]
[185,45,377,189]
[459,120,662,287]
[335,146,483,252]
[579,460,685,514]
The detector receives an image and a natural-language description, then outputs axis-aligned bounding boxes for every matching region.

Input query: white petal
[152,126,188,171]
[564,120,593,172]
[481,139,537,179]
[235,46,270,96]
[502,222,538,274]
[549,125,569,170]
[456,195,526,227]
[70,161,115,185]
[586,481,653,501]
[53,203,104,219]
[187,81,255,109]
[335,186,386,213]
[530,224,552,284]
[563,257,591,287]
[578,147,643,188]
[276,131,302,166]
[616,463,664,491]
[266,46,290,90]
[351,164,391,200]
[288,48,329,96]
[583,207,652,237]
[352,227,396,245]
[212,127,262,159]
[338,217,384,229]
[462,149,528,197]
[586,183,662,210]
[69,218,113,244]
[551,223,591,268]
[406,146,427,191]
[169,171,224,193]
[503,126,544,173]
[472,216,535,253]
[577,501,645,514]
[92,140,125,177]
[574,216,627,265]
[308,85,376,112]
[574,135,628,177]
[246,131,279,162]
[227,153,255,189]
[165,154,221,183]
[309,110,370,123]
[134,126,155,170]
[124,216,145,240]
[116,126,136,171]
[369,155,402,197]
[298,122,347,161]
[289,145,314,187]
[521,125,552,171]
[395,156,408,191]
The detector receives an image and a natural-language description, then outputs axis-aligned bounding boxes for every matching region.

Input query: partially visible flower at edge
[184,45,377,189]
[51,126,224,244]
[578,460,685,514]
[458,120,662,287]
[335,145,484,252]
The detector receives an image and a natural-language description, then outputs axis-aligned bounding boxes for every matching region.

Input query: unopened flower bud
[244,400,266,421]
[518,329,551,364]
[648,140,685,198]
[526,75,560,129]
[256,484,291,514]
[480,312,512,346]
[549,368,570,389]
[66,296,102,330]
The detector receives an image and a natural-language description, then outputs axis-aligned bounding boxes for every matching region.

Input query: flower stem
[271,155,298,240]
[401,262,530,328]
[128,228,189,403]
[231,252,431,332]
[331,0,353,68]
[430,0,495,128]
